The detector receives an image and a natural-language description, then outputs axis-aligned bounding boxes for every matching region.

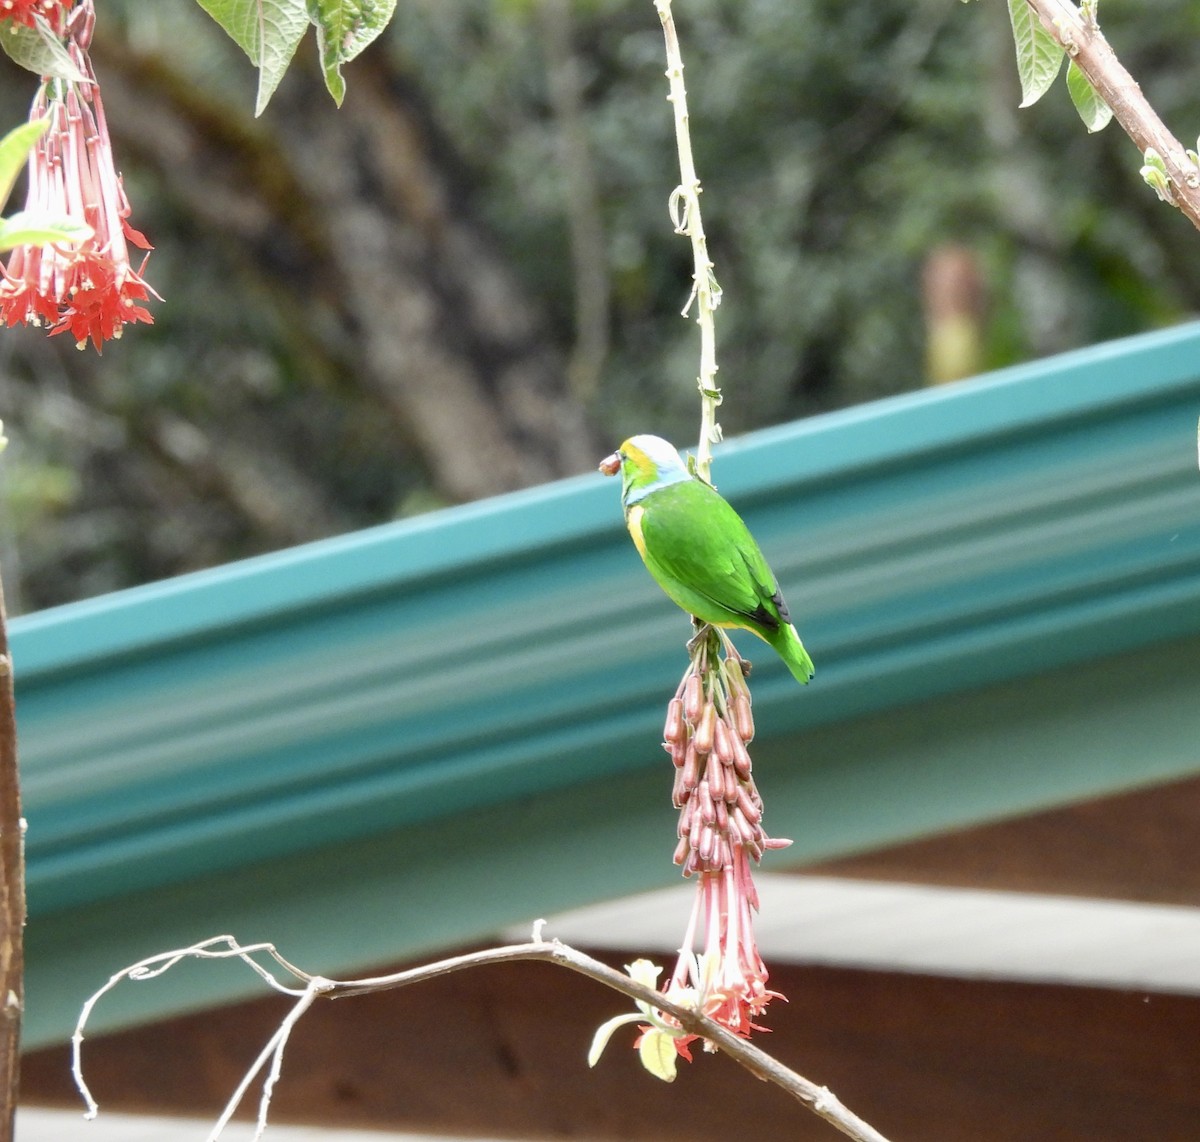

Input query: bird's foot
[686,621,721,668]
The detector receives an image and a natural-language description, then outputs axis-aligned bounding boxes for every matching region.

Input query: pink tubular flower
[589,631,790,1081]
[656,633,789,1059]
[0,0,157,352]
[0,0,73,30]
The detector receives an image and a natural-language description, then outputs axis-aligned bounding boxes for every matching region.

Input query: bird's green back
[634,479,788,635]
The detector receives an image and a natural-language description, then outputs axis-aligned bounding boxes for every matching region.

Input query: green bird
[599,433,814,684]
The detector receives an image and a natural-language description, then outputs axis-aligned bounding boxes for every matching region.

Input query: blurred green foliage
[1,0,1200,610]
[390,0,1200,435]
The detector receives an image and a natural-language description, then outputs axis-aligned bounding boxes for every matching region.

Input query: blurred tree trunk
[91,35,596,505]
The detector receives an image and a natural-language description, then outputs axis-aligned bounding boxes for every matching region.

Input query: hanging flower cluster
[661,635,789,1042]
[0,0,157,351]
[590,627,790,1080]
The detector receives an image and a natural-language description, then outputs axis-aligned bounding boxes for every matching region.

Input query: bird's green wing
[636,479,786,631]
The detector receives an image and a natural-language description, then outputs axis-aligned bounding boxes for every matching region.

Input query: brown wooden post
[0,574,24,1142]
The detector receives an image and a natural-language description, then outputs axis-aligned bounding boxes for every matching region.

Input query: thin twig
[74,934,892,1142]
[654,0,723,481]
[206,979,329,1142]
[72,935,311,1119]
[1023,0,1200,231]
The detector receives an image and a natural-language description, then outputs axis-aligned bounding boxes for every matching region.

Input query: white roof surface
[510,874,1200,994]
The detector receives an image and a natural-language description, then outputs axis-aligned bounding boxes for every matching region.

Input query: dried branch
[73,933,892,1142]
[654,0,723,481]
[1023,0,1200,231]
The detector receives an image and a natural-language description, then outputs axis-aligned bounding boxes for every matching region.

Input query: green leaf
[0,210,93,254]
[1066,60,1112,132]
[636,1027,680,1082]
[1006,0,1064,108]
[586,1012,642,1068]
[195,0,309,116]
[310,0,398,107]
[1139,148,1174,204]
[0,19,87,81]
[0,118,48,212]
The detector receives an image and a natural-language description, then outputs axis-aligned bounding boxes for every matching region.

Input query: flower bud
[697,776,717,824]
[693,701,716,755]
[733,694,755,743]
[714,795,729,832]
[680,743,700,792]
[689,807,704,851]
[722,762,740,805]
[713,715,735,765]
[730,732,752,780]
[663,698,686,746]
[736,785,762,824]
[730,805,759,846]
[683,672,704,724]
[723,655,746,696]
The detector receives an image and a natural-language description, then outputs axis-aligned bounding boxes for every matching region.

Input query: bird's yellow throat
[626,504,648,559]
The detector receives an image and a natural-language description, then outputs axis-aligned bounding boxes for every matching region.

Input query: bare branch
[74,934,892,1142]
[71,935,312,1119]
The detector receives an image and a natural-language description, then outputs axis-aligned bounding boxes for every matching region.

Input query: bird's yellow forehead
[619,440,657,480]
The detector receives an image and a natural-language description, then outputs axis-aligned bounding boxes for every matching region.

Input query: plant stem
[1023,0,1200,231]
[655,0,722,480]
[0,575,23,1142]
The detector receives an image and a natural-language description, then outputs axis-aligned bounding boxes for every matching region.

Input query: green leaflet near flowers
[0,19,86,82]
[1066,59,1113,132]
[0,210,93,254]
[587,959,684,1079]
[1006,0,1064,108]
[587,1011,643,1069]
[0,118,49,211]
[194,0,308,116]
[0,119,91,252]
[636,1027,680,1083]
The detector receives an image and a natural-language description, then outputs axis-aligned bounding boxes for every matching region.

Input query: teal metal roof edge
[13,319,1200,678]
[23,628,1200,1049]
[12,321,1200,924]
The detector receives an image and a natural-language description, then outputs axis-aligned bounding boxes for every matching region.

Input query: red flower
[0,0,73,31]
[0,0,158,351]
